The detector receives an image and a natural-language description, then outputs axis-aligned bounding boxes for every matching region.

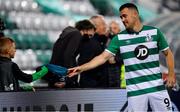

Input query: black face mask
[82,34,90,41]
[83,34,90,38]
[82,34,93,40]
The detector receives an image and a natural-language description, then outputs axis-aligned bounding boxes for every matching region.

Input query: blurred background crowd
[0,0,180,89]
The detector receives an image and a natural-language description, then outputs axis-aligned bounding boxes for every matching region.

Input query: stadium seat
[35,50,52,64]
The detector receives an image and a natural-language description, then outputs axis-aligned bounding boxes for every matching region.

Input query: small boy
[0,37,48,91]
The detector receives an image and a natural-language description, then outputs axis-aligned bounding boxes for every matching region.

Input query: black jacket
[93,33,108,49]
[78,36,108,88]
[44,26,82,88]
[50,26,82,67]
[0,56,32,91]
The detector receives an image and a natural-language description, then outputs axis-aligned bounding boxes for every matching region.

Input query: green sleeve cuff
[32,66,48,81]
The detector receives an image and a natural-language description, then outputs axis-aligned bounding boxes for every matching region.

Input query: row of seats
[13,49,52,70]
[4,30,53,50]
[0,0,39,12]
[61,0,97,16]
[35,50,52,65]
[8,11,75,31]
[35,0,97,16]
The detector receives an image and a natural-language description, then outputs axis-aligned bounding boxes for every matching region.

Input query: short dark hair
[119,3,139,13]
[75,19,95,31]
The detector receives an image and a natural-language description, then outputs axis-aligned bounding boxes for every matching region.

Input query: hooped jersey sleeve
[106,35,120,55]
[157,28,169,51]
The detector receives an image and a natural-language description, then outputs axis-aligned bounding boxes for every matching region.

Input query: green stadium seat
[35,0,70,16]
[35,50,51,64]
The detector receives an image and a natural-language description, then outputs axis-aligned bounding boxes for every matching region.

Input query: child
[0,37,48,91]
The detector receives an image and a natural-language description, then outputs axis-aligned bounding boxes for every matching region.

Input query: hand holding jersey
[68,66,82,77]
[32,66,48,81]
[46,64,68,88]
[46,64,67,77]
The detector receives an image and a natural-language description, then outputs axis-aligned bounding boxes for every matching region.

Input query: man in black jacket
[44,19,96,88]
[76,20,105,88]
[80,15,109,87]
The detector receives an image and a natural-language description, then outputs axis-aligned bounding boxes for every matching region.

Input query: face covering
[83,34,90,38]
[82,34,94,41]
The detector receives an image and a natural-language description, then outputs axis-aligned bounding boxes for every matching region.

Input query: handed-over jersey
[106,25,169,97]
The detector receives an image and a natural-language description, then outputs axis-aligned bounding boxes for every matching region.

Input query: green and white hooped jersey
[106,25,169,97]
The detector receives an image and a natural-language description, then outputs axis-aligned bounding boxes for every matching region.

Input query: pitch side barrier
[0,88,179,111]
[0,89,127,111]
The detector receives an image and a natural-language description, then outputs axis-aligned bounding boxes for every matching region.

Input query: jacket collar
[0,56,11,61]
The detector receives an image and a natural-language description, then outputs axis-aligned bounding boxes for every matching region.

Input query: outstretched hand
[68,66,82,77]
